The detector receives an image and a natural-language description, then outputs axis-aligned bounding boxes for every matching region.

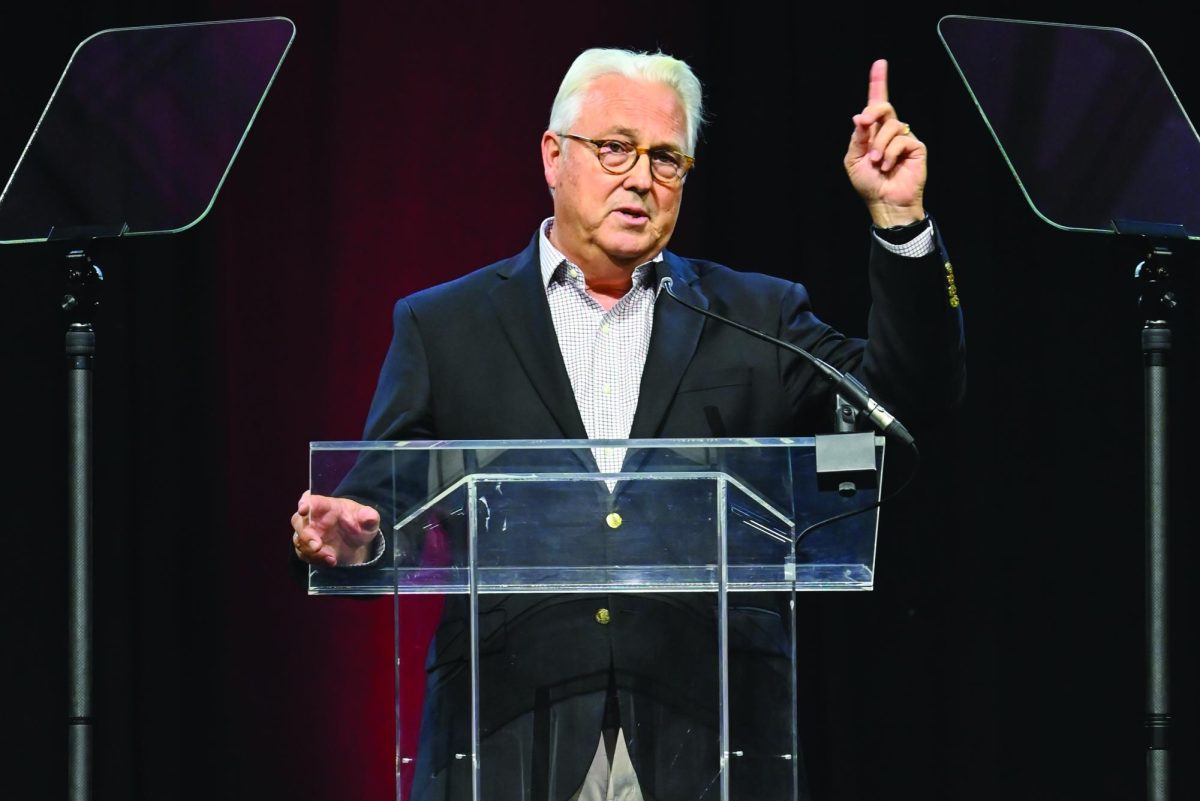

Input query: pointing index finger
[868,58,888,105]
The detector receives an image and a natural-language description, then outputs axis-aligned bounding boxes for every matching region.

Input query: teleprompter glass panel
[938,15,1200,239]
[0,17,294,244]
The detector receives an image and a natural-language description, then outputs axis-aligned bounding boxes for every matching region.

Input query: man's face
[542,74,688,271]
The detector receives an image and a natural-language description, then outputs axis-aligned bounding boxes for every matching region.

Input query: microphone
[657,276,914,447]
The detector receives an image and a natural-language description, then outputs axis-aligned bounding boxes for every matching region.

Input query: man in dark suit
[292,47,964,800]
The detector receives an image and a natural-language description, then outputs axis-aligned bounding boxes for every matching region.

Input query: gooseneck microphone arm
[657,276,916,448]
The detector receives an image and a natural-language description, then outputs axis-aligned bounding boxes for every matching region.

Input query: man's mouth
[613,207,650,223]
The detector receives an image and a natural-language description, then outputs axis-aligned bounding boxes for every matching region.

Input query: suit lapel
[628,253,706,439]
[487,235,590,440]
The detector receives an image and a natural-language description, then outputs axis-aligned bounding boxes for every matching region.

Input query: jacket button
[605,512,622,529]
[595,608,611,625]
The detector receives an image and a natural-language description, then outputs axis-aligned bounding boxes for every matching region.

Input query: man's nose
[621,152,654,192]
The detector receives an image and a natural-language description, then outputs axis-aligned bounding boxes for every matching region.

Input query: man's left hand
[844,58,927,228]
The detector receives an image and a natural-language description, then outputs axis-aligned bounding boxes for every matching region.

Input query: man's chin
[598,233,665,265]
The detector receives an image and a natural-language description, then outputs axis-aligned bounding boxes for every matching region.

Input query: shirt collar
[538,216,661,289]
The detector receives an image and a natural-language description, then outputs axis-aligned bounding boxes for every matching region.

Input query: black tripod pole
[64,249,102,801]
[1135,245,1173,801]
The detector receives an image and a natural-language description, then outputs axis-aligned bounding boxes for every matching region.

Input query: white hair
[548,47,706,155]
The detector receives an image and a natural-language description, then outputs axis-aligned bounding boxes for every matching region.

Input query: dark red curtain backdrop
[3,2,1197,800]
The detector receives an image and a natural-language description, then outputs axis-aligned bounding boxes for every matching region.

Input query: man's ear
[541,131,562,191]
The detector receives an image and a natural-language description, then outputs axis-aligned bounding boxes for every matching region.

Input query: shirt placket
[590,302,625,474]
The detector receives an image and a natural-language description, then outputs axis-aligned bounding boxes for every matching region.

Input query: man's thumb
[354,506,381,534]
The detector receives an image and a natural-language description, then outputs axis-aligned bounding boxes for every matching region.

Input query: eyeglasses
[559,133,695,184]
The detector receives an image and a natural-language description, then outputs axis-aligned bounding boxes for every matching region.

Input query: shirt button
[606,512,623,529]
[595,608,611,625]
[600,323,610,334]
[602,384,612,395]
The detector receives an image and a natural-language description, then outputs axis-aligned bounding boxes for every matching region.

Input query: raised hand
[844,59,927,227]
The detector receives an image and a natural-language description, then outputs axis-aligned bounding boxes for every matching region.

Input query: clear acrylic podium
[309,436,885,801]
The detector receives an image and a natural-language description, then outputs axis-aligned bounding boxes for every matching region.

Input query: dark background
[2,2,1196,799]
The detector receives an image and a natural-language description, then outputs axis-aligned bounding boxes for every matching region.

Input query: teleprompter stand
[938,16,1200,800]
[0,18,295,801]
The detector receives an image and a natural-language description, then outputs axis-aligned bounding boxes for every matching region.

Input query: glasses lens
[650,150,685,181]
[596,140,635,171]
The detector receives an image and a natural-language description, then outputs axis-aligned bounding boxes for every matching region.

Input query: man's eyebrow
[595,126,685,151]
[592,126,639,141]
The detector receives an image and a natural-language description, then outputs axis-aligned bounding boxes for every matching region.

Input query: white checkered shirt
[538,218,660,474]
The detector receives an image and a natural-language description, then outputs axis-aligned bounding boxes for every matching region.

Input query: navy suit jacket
[347,229,965,800]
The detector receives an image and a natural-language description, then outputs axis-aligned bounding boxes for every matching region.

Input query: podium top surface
[310,436,819,451]
[307,435,886,595]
